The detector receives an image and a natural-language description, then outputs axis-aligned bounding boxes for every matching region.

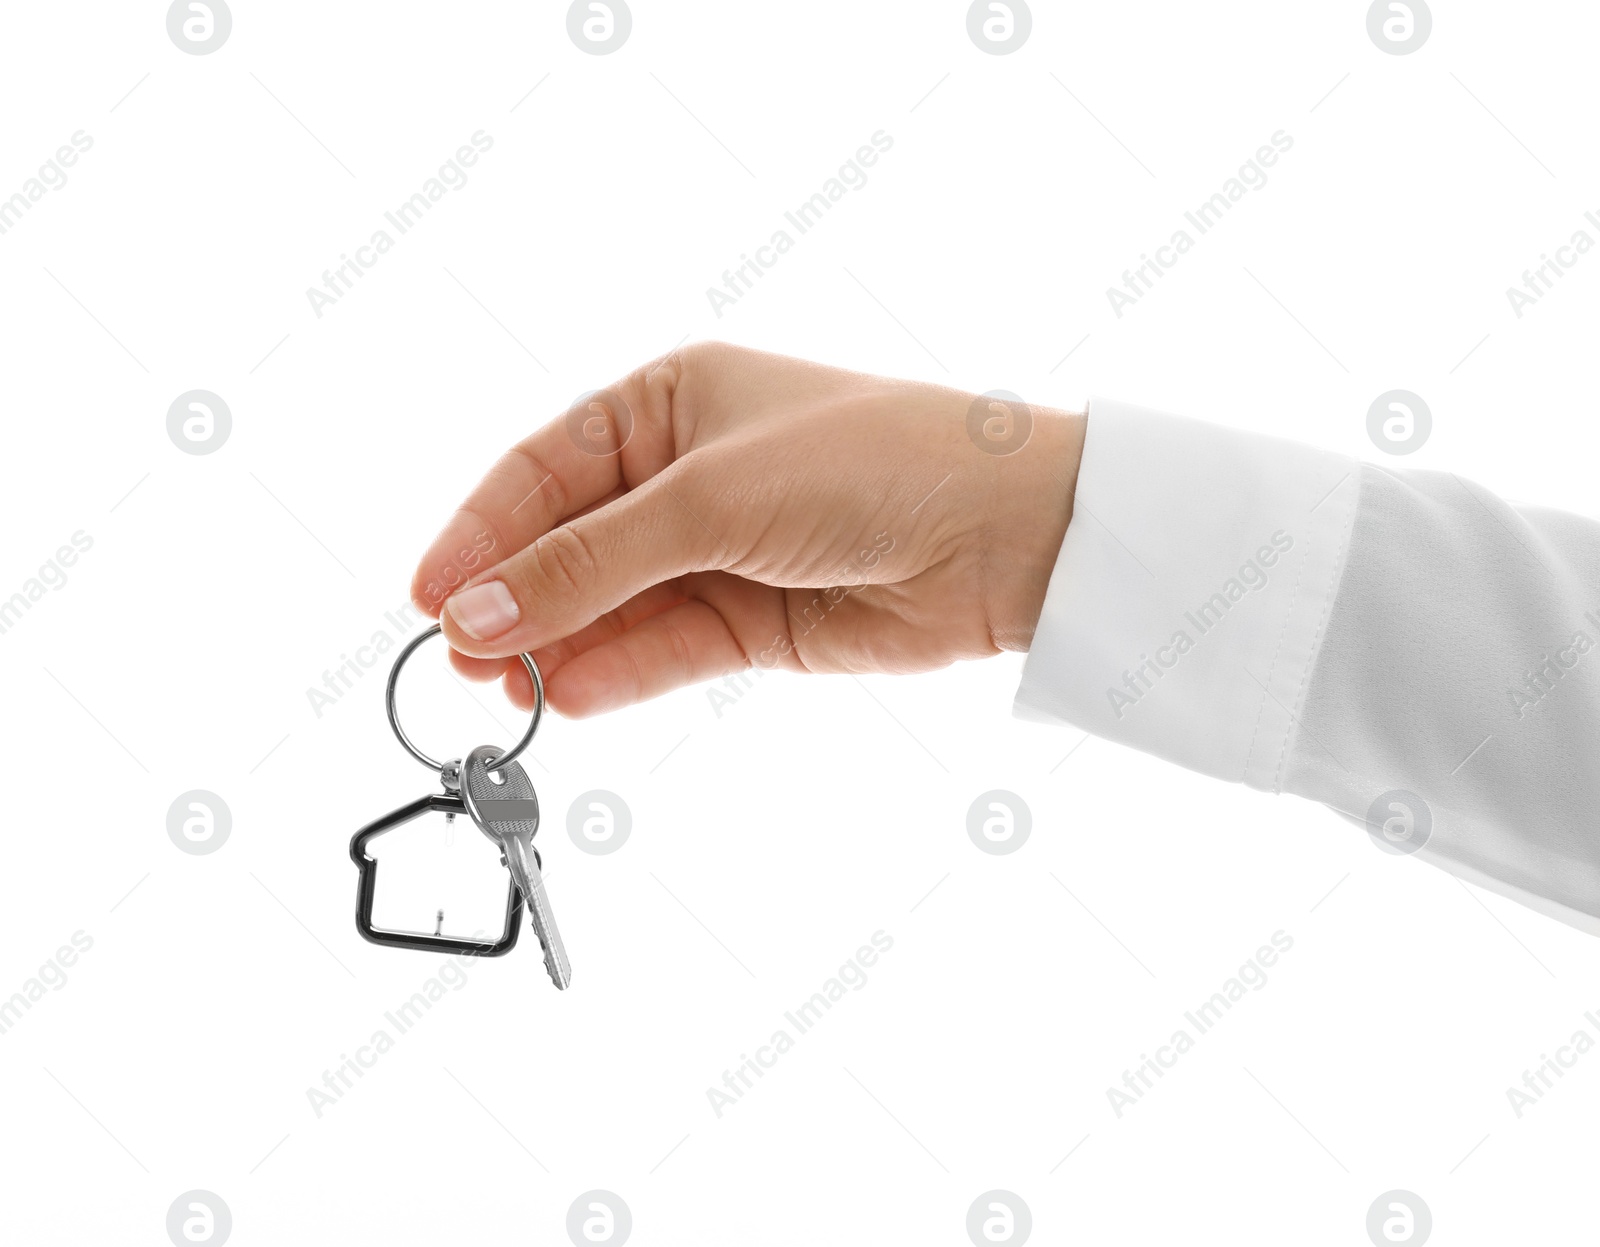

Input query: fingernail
[447,580,520,641]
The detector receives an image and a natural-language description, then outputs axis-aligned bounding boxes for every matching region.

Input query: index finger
[409,357,680,615]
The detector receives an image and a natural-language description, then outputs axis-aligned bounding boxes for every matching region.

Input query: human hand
[411,343,1085,716]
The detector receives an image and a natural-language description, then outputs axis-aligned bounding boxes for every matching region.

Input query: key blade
[502,831,571,990]
[459,744,572,990]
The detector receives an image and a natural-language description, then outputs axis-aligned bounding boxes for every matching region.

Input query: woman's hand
[411,343,1085,716]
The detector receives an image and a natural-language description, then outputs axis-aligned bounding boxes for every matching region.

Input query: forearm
[1017,398,1600,934]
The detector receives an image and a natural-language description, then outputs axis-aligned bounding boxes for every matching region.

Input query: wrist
[981,405,1086,652]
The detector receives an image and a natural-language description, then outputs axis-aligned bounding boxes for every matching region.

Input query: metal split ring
[384,623,544,773]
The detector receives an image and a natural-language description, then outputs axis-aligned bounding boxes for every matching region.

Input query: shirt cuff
[1014,397,1362,791]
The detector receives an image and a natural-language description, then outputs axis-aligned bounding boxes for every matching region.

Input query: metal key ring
[385,623,544,773]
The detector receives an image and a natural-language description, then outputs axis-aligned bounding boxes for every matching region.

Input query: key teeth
[522,878,570,991]
[543,936,572,989]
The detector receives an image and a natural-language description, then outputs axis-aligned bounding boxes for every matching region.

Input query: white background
[2,1,1598,1243]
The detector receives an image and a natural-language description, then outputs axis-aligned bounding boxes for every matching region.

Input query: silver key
[460,744,572,989]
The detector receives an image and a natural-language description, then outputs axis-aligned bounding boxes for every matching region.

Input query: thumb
[439,471,727,658]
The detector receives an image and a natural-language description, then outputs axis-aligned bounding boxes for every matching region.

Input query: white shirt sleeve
[1016,397,1600,935]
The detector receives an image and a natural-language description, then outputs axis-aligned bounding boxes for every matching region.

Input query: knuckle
[627,340,745,456]
[679,340,745,382]
[505,444,568,520]
[532,524,599,599]
[657,614,696,680]
[677,339,723,370]
[645,347,692,403]
[642,339,725,399]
